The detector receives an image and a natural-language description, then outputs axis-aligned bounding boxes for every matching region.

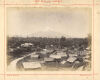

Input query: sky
[7,7,92,38]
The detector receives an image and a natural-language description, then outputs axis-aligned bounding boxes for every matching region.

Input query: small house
[22,62,41,69]
[67,57,77,63]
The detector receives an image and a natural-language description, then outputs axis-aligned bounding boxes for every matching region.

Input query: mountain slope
[29,30,70,38]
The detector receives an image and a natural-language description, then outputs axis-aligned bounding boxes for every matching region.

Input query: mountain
[29,30,70,38]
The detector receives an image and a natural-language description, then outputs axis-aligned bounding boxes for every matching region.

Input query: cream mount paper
[0,0,100,80]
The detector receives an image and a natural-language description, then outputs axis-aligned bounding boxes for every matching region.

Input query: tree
[60,36,66,48]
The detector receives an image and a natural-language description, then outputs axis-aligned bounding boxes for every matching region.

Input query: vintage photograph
[7,7,91,71]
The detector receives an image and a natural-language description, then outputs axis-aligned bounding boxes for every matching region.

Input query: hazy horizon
[7,8,92,38]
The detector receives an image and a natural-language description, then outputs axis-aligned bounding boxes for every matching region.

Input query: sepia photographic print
[7,7,92,71]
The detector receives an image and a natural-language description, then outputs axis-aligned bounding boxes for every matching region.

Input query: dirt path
[7,54,31,71]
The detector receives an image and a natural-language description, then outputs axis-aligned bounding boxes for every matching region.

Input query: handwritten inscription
[34,0,62,3]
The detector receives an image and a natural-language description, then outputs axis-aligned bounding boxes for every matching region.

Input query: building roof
[61,60,66,64]
[44,57,54,62]
[21,43,33,47]
[22,62,41,69]
[57,52,67,57]
[30,54,39,58]
[67,57,77,63]
[50,54,61,59]
[69,53,77,57]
